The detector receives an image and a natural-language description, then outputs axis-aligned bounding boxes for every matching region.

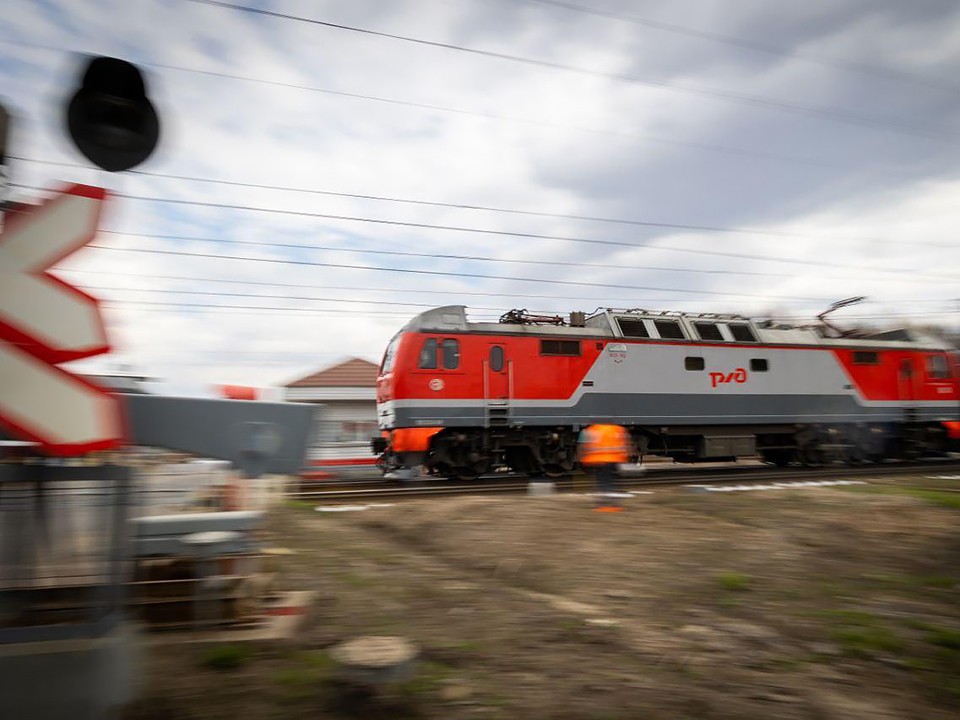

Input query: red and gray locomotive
[372,304,960,479]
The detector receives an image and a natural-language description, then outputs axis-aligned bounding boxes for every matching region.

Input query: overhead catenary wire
[86,243,833,301]
[0,41,906,177]
[523,0,958,93]
[60,267,851,307]
[101,297,960,323]
[85,284,960,319]
[96,230,791,280]
[106,191,960,282]
[12,158,955,255]
[9,181,959,283]
[183,0,960,142]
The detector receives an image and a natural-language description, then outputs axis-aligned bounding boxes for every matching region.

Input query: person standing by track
[579,423,630,511]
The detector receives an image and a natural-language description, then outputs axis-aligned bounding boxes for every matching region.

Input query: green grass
[926,627,960,650]
[395,660,456,697]
[865,573,956,590]
[199,644,252,670]
[283,499,317,511]
[902,489,960,510]
[839,484,960,510]
[271,653,336,702]
[717,571,752,592]
[339,571,378,589]
[818,609,878,624]
[831,626,904,657]
[817,609,905,657]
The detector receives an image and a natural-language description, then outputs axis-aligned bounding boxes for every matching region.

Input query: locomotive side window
[750,358,769,372]
[853,351,879,365]
[489,346,505,372]
[654,320,685,340]
[693,322,724,342]
[617,318,649,338]
[685,356,704,371]
[926,354,951,379]
[441,338,460,370]
[729,324,757,342]
[540,339,581,356]
[418,338,438,369]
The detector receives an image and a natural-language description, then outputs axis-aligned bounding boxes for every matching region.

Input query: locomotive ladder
[482,360,514,428]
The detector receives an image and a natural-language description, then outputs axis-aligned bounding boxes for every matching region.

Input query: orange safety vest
[580,424,629,465]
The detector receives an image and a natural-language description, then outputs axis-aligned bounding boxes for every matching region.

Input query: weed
[199,644,251,670]
[903,657,936,672]
[717,571,751,592]
[818,609,878,625]
[903,489,960,510]
[395,660,455,697]
[297,650,336,671]
[274,667,320,686]
[354,545,402,565]
[340,571,377,589]
[926,627,960,650]
[284,499,317,511]
[839,485,960,510]
[831,626,904,657]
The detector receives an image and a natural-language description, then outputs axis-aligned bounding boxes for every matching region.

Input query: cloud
[2,0,958,396]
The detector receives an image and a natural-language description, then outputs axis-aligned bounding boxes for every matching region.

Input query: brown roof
[285,357,379,388]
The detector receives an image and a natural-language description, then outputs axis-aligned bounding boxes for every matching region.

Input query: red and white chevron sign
[0,184,123,455]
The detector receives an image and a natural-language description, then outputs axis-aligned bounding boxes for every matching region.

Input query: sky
[1,0,959,396]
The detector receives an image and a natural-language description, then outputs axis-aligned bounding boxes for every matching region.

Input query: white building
[283,357,379,465]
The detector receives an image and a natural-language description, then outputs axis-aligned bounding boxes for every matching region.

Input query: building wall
[314,400,378,445]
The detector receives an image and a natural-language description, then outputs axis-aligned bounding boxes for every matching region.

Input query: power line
[87,243,831,301]
[81,283,960,321]
[17,155,949,256]
[184,0,960,142]
[100,297,960,323]
[523,0,958,93]
[10,181,959,282]
[84,284,506,312]
[103,299,417,318]
[0,41,902,177]
[108,191,960,281]
[63,267,837,307]
[97,230,789,280]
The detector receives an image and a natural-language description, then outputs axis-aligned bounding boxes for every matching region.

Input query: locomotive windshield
[380,334,400,373]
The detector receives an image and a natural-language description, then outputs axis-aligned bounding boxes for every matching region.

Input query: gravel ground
[127,475,960,719]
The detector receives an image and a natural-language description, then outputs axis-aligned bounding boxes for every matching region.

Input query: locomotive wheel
[505,447,537,475]
[761,450,793,467]
[452,468,480,482]
[541,464,566,479]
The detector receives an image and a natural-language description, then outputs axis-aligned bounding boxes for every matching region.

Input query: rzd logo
[709,368,747,388]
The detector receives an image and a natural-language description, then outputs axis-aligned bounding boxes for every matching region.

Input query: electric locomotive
[372,304,959,479]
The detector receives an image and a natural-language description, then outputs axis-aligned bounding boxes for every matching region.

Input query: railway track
[291,458,960,504]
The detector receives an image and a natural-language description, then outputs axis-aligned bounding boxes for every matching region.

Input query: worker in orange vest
[579,423,630,511]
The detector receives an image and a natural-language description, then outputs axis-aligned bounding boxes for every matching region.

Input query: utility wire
[523,0,958,93]
[101,297,960,322]
[83,283,960,320]
[16,156,947,252]
[97,230,789,279]
[110,191,960,281]
[9,181,959,282]
[63,267,839,307]
[87,243,830,301]
[0,40,903,177]
[84,284,506,312]
[184,0,960,142]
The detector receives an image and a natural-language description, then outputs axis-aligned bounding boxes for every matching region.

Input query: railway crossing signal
[0,184,122,454]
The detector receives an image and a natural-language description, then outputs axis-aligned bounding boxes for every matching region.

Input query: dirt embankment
[131,479,960,719]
